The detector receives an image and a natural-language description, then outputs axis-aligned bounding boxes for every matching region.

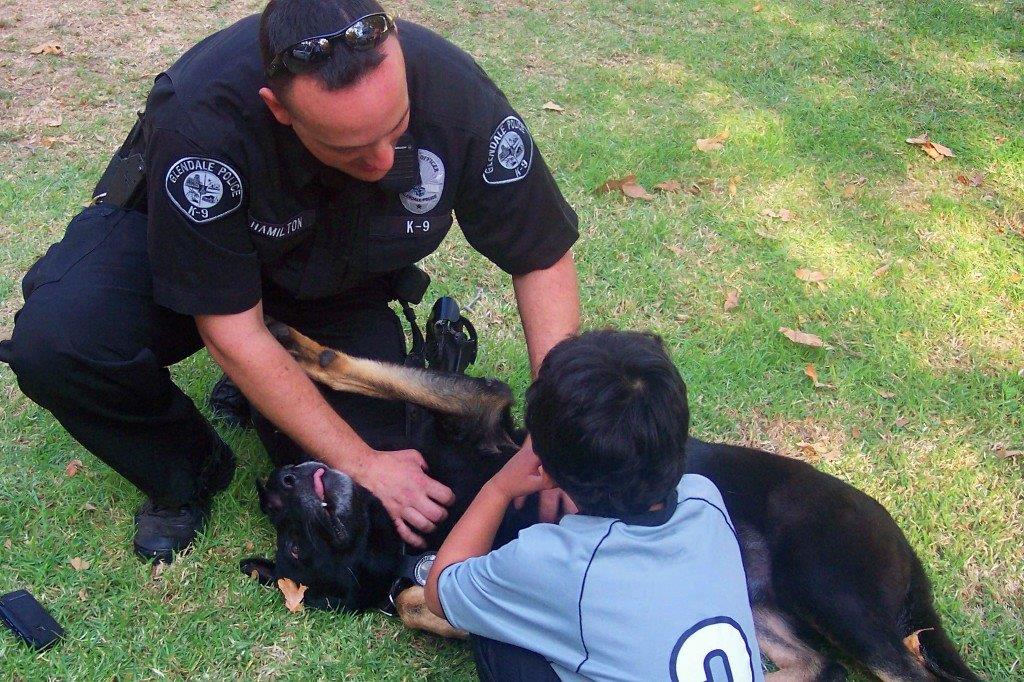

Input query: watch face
[414,553,436,586]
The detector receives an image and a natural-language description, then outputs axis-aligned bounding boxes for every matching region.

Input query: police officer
[0,0,580,563]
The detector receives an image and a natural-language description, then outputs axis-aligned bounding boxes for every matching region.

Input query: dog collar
[384,552,437,615]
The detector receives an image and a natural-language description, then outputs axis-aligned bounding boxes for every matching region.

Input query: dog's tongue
[312,467,325,501]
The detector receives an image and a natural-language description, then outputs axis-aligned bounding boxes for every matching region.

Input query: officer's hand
[361,448,455,549]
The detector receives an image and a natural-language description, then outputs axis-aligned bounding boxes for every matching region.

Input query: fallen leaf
[278,578,307,613]
[653,180,683,193]
[903,629,933,666]
[621,179,654,200]
[542,101,564,113]
[993,444,1023,460]
[894,416,909,428]
[82,502,97,512]
[850,426,862,439]
[803,363,835,389]
[695,130,729,152]
[1009,272,1022,284]
[779,327,826,348]
[873,387,895,399]
[994,135,1008,145]
[244,540,255,552]
[66,459,84,477]
[70,557,91,571]
[31,42,63,56]
[724,289,740,311]
[761,208,795,222]
[753,2,763,11]
[906,133,954,161]
[78,589,88,602]
[151,561,167,580]
[872,262,892,278]
[728,175,739,197]
[956,172,984,187]
[595,174,631,194]
[841,184,858,200]
[665,244,686,258]
[46,114,63,128]
[795,268,828,283]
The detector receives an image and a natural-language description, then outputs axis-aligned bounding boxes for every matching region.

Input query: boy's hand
[489,448,556,501]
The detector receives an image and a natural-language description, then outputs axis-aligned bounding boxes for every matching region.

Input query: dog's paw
[394,586,468,640]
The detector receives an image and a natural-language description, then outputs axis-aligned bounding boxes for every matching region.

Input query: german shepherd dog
[241,322,979,682]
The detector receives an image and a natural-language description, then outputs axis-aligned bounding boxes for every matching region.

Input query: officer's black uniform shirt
[139,15,578,319]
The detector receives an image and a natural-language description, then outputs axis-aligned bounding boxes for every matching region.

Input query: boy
[425,330,763,681]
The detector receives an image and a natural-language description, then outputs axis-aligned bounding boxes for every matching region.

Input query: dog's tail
[265,319,513,437]
[900,556,981,682]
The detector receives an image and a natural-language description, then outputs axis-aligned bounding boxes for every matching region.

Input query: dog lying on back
[242,324,979,682]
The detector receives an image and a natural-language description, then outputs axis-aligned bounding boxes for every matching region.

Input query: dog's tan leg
[265,318,513,433]
[755,607,842,681]
[394,586,468,639]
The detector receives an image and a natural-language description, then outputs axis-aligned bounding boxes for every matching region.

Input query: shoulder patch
[165,157,244,224]
[482,116,534,185]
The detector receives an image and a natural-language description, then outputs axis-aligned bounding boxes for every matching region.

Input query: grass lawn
[1,0,1022,678]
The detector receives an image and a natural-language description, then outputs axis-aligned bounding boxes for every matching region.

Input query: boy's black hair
[525,330,690,518]
[259,0,388,96]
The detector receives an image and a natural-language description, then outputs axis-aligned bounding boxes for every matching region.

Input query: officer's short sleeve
[437,525,583,661]
[454,101,579,276]
[146,127,261,315]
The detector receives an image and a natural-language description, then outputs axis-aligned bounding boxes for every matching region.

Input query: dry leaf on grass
[872,262,892,278]
[654,180,682,193]
[993,444,1023,460]
[894,416,909,428]
[779,327,826,348]
[542,101,564,113]
[665,244,686,258]
[728,176,740,197]
[850,426,862,439]
[66,459,84,477]
[761,208,795,222]
[873,387,895,399]
[804,363,835,389]
[31,42,63,56]
[906,133,954,161]
[278,578,307,613]
[753,2,763,11]
[724,289,740,312]
[595,174,654,200]
[794,268,828,283]
[956,173,984,187]
[82,502,97,511]
[78,589,88,602]
[695,130,729,152]
[70,557,91,571]
[151,561,167,580]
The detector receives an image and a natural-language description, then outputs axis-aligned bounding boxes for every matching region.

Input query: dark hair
[525,330,690,518]
[259,0,388,95]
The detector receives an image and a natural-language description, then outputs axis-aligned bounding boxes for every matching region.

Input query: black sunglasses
[267,12,396,78]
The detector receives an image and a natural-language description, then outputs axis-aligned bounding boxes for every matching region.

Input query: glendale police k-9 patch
[483,116,533,185]
[165,157,244,224]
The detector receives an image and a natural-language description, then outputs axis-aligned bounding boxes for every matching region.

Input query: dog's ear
[256,478,282,515]
[240,557,277,586]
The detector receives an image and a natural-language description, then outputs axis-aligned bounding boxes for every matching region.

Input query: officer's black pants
[471,636,560,682]
[0,206,406,507]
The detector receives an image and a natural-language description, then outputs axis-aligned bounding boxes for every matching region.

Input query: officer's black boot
[208,374,252,429]
[133,433,236,563]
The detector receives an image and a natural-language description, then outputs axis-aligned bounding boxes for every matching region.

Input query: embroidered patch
[400,149,445,215]
[248,209,316,240]
[482,116,533,185]
[165,157,243,224]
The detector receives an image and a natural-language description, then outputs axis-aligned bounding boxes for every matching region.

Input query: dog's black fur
[242,341,978,681]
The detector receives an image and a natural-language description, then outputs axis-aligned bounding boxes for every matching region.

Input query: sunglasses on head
[267,12,396,79]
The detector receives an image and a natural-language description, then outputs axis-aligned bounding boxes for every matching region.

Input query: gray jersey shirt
[438,474,763,682]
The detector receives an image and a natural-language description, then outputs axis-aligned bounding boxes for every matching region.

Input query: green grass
[2,0,1022,678]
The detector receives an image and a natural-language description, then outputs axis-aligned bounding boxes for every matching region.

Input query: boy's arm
[425,450,555,618]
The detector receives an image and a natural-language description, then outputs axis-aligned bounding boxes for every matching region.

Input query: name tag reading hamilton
[165,157,244,224]
[248,209,316,240]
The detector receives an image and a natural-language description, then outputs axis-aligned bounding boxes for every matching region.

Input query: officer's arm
[511,249,580,376]
[195,303,455,548]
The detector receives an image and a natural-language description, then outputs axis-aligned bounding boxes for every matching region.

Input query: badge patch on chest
[165,157,244,224]
[483,116,533,185]
[400,149,445,215]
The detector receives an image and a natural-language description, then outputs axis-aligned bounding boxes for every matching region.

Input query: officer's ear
[259,86,292,126]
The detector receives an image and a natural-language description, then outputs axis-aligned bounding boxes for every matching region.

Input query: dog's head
[241,461,400,610]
